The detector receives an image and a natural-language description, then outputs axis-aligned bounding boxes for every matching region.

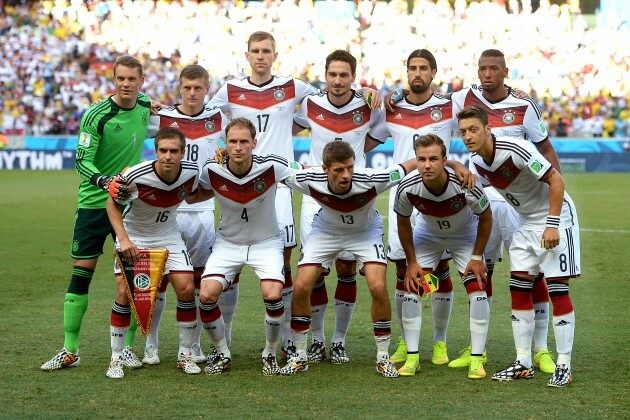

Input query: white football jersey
[470,136,572,228]
[394,167,489,236]
[453,84,549,200]
[148,105,227,211]
[285,165,407,234]
[199,154,301,244]
[209,76,317,160]
[452,84,548,143]
[117,160,199,238]
[293,91,388,168]
[377,94,455,162]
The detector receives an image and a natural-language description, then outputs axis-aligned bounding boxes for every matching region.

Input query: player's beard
[410,81,429,95]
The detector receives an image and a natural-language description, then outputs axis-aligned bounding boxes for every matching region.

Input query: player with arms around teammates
[374,49,460,367]
[137,64,229,366]
[279,141,417,378]
[394,134,492,380]
[188,117,302,376]
[42,56,151,371]
[105,128,201,379]
[449,49,560,372]
[459,105,580,388]
[292,49,388,365]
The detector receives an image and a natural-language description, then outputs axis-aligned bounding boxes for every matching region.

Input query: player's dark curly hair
[154,127,186,152]
[325,50,357,75]
[407,49,437,71]
[322,140,355,167]
[413,134,447,157]
[457,105,489,126]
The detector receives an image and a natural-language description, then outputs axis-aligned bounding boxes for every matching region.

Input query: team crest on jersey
[205,120,215,133]
[430,109,443,122]
[142,112,149,125]
[502,167,515,180]
[178,188,189,200]
[253,180,266,194]
[451,200,463,211]
[502,111,515,125]
[274,89,286,101]
[352,112,364,126]
[355,194,368,206]
[133,273,151,291]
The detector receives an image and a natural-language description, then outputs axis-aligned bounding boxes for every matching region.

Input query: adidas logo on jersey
[394,113,402,120]
[170,122,180,128]
[316,114,324,120]
[146,194,156,200]
[238,94,247,100]
[114,125,122,132]
[219,185,228,191]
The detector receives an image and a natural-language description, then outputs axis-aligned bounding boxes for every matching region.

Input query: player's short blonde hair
[225,117,256,141]
[180,64,209,85]
[413,134,446,158]
[323,141,355,167]
[247,31,276,52]
[113,55,143,78]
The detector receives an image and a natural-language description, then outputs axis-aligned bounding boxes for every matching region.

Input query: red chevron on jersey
[227,80,296,110]
[406,192,468,218]
[464,91,527,127]
[137,177,196,208]
[386,103,453,129]
[307,101,371,133]
[309,186,378,213]
[210,166,276,204]
[473,156,522,190]
[159,113,223,140]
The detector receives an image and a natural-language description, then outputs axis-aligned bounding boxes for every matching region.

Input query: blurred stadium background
[0,0,628,170]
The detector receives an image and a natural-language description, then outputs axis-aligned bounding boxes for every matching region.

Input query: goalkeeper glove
[108,173,131,201]
[95,175,113,191]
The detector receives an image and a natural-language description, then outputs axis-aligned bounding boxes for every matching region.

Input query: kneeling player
[105,128,201,378]
[280,141,418,378]
[460,105,580,387]
[395,134,492,379]
[188,118,302,376]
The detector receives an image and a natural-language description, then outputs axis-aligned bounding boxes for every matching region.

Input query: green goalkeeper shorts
[70,208,115,259]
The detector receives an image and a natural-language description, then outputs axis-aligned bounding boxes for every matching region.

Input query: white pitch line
[580,228,630,234]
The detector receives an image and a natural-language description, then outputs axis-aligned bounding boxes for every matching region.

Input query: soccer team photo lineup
[33,26,588,389]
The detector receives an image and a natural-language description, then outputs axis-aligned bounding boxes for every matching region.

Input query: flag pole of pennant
[114,248,169,335]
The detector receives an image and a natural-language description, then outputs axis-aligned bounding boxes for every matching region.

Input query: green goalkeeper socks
[125,316,138,347]
[63,293,89,353]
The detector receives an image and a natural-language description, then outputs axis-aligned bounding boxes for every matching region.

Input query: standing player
[460,105,579,387]
[105,127,201,378]
[395,134,492,379]
[41,56,151,371]
[209,33,380,358]
[189,118,302,375]
[292,49,388,364]
[139,64,228,365]
[449,49,560,372]
[279,141,416,378]
[374,49,459,366]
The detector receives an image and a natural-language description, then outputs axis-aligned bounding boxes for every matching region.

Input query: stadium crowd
[0,0,628,138]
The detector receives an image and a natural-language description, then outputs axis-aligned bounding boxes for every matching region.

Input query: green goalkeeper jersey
[75,94,151,209]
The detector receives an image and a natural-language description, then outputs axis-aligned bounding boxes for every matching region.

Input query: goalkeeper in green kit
[41,56,151,371]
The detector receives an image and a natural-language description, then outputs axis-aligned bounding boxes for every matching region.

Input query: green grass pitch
[0,171,628,418]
